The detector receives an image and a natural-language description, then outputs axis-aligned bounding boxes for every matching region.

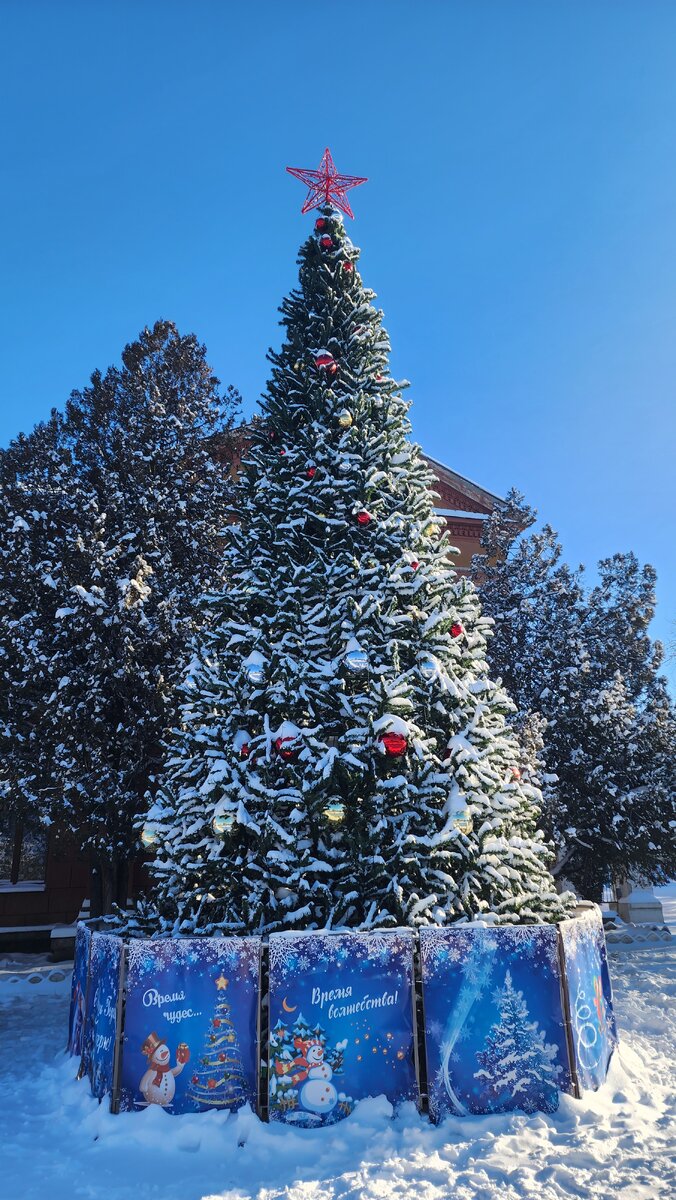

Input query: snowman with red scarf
[139,1032,190,1107]
[292,1035,338,1116]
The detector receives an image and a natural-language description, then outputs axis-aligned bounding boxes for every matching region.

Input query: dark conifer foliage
[474,492,676,898]
[0,322,240,913]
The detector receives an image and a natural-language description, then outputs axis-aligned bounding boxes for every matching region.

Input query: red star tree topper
[286,147,367,219]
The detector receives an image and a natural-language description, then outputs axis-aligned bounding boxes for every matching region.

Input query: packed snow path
[1,944,675,1200]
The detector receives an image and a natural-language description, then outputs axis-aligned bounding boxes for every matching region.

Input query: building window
[0,817,48,887]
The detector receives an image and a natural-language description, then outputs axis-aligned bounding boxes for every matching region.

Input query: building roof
[421,455,504,517]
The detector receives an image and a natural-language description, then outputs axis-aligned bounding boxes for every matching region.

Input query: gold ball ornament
[337,409,353,429]
[140,824,159,848]
[324,802,346,824]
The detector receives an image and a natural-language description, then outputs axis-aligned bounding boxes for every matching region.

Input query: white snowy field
[1,927,675,1200]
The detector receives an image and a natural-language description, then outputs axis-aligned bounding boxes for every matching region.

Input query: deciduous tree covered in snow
[0,321,240,913]
[473,491,676,899]
[141,211,571,935]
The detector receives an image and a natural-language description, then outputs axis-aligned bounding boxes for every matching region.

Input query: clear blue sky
[1,0,674,670]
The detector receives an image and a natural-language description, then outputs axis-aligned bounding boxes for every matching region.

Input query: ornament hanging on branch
[140,823,159,849]
[324,801,345,824]
[233,729,251,760]
[450,623,463,639]
[337,409,353,429]
[274,721,303,763]
[450,793,472,835]
[343,638,369,673]
[306,466,316,479]
[342,261,354,273]
[419,655,438,680]
[276,738,300,762]
[356,510,373,526]
[315,351,337,375]
[243,651,266,684]
[379,732,408,757]
[212,812,235,837]
[315,217,328,231]
[319,235,333,249]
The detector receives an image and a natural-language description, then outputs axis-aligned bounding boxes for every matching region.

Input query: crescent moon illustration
[282,996,297,1013]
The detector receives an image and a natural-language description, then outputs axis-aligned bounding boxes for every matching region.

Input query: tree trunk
[115,857,130,910]
[90,858,122,917]
[89,861,103,919]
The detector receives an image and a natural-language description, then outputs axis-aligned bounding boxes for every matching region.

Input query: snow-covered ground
[2,921,675,1200]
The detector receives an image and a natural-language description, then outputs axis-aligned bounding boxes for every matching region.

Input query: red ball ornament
[191,1074,199,1084]
[239,742,250,759]
[451,623,463,638]
[219,1053,226,1062]
[356,510,372,526]
[276,736,300,762]
[342,261,354,273]
[315,352,337,375]
[279,448,286,456]
[511,766,521,781]
[315,217,327,231]
[410,561,420,571]
[306,466,316,479]
[213,1019,221,1028]
[207,1078,217,1090]
[320,235,333,249]
[380,732,408,757]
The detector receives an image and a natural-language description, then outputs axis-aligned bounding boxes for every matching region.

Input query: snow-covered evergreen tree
[473,496,676,897]
[0,322,240,913]
[475,970,561,1113]
[0,414,78,825]
[143,210,571,935]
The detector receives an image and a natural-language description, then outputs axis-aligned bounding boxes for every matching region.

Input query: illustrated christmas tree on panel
[475,970,562,1113]
[188,973,247,1110]
[142,148,573,934]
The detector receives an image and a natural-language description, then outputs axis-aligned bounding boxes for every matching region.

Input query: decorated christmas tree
[475,970,562,1113]
[143,149,572,934]
[188,974,248,1111]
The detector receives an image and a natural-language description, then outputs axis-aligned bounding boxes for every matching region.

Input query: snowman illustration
[139,1032,190,1107]
[276,1035,339,1116]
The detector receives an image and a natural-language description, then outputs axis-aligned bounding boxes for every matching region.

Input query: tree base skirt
[68,904,617,1123]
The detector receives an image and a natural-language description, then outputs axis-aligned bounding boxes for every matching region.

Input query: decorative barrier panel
[68,907,617,1122]
[118,936,260,1114]
[559,908,618,1091]
[82,932,122,1100]
[68,922,91,1057]
[267,929,418,1126]
[420,924,573,1120]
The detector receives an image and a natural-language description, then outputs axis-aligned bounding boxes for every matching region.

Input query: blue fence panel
[268,929,418,1126]
[68,922,92,1056]
[560,907,618,1091]
[119,936,260,1114]
[421,924,573,1120]
[82,932,122,1100]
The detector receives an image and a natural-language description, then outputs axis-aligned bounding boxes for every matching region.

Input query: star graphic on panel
[215,973,229,990]
[286,147,367,218]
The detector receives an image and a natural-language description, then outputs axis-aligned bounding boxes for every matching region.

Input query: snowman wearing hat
[139,1031,190,1107]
